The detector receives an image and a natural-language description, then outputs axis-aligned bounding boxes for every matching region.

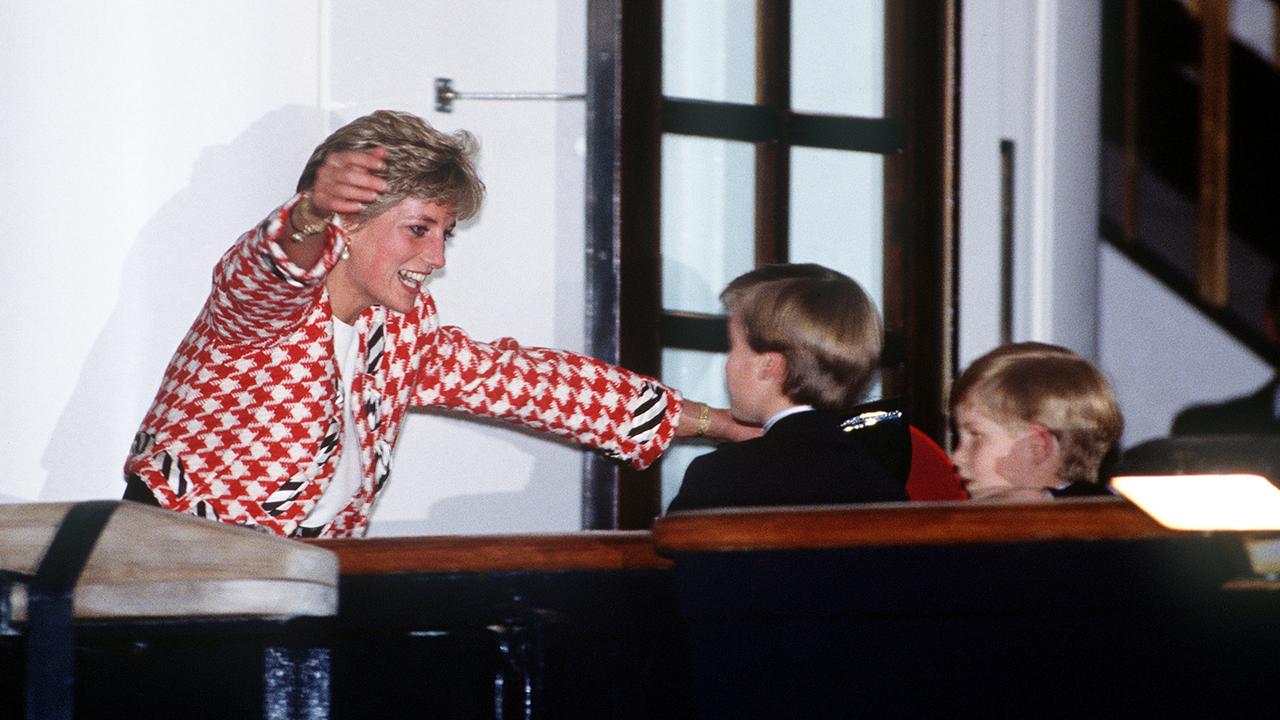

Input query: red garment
[125,194,681,537]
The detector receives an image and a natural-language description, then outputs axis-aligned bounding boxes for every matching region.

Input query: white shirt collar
[763,405,814,434]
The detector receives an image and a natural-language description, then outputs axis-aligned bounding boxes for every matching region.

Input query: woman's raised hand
[284,147,391,267]
[310,147,390,217]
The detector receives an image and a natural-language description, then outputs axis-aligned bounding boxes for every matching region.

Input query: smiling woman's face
[327,197,456,323]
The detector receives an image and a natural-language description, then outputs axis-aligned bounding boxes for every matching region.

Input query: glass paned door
[660,135,757,313]
[658,1,889,508]
[791,0,885,117]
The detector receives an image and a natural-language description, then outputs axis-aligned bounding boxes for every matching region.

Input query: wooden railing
[646,499,1280,718]
[1103,0,1278,363]
[651,497,1173,553]
[313,498,1189,573]
[5,501,1258,719]
[310,530,670,575]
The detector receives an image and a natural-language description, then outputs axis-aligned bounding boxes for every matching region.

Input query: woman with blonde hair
[125,110,750,537]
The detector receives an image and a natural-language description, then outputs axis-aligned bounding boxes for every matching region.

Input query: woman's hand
[308,147,390,218]
[968,486,1049,502]
[283,148,391,269]
[676,401,762,443]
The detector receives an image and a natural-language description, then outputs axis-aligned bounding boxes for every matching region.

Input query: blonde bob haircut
[950,342,1124,486]
[297,109,486,222]
[722,263,882,412]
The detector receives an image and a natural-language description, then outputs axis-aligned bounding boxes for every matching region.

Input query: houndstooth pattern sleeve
[413,326,683,470]
[205,193,345,347]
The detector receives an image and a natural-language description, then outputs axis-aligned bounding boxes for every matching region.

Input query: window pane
[661,135,756,313]
[659,347,729,511]
[789,147,884,311]
[663,0,757,103]
[791,0,884,117]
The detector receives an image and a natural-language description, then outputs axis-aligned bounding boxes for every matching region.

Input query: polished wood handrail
[1195,0,1231,308]
[309,531,671,575]
[310,501,1203,576]
[1120,0,1139,245]
[652,498,1182,554]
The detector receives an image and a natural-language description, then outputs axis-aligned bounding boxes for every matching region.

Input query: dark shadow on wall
[39,105,326,501]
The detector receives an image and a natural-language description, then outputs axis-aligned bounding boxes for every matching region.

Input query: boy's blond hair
[722,263,882,412]
[950,342,1123,486]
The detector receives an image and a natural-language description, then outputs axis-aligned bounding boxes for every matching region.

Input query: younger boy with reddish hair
[950,342,1123,501]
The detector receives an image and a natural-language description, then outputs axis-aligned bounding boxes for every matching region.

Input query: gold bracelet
[695,403,711,436]
[289,192,329,243]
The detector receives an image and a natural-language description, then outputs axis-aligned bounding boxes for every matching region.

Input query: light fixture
[1109,473,1280,531]
[1108,436,1280,581]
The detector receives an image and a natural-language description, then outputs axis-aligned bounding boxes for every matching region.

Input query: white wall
[958,0,1102,368]
[1099,245,1273,448]
[2,1,323,505]
[1,0,592,535]
[329,1,589,536]
[960,0,1273,453]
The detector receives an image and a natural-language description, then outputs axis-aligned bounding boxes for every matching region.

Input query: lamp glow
[1109,474,1280,531]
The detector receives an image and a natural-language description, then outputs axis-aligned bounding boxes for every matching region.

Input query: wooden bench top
[311,499,1198,575]
[651,497,1181,554]
[310,530,672,575]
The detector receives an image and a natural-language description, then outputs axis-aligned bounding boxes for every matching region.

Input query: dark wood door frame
[584,0,955,529]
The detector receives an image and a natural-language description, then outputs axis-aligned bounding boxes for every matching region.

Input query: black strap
[122,473,160,506]
[296,525,324,539]
[26,501,119,720]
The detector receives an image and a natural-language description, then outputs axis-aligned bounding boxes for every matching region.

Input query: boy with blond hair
[666,264,907,512]
[950,342,1124,501]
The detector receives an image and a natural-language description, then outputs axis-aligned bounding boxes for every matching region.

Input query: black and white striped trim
[365,319,385,375]
[131,431,155,456]
[160,451,187,497]
[261,251,307,289]
[263,415,342,516]
[194,500,219,521]
[626,382,667,445]
[373,439,392,490]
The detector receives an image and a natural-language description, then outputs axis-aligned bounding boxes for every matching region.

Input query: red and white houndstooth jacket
[125,194,682,538]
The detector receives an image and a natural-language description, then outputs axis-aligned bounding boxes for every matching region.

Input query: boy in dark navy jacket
[667,264,907,513]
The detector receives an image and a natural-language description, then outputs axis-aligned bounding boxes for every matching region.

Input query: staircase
[1099,0,1279,366]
